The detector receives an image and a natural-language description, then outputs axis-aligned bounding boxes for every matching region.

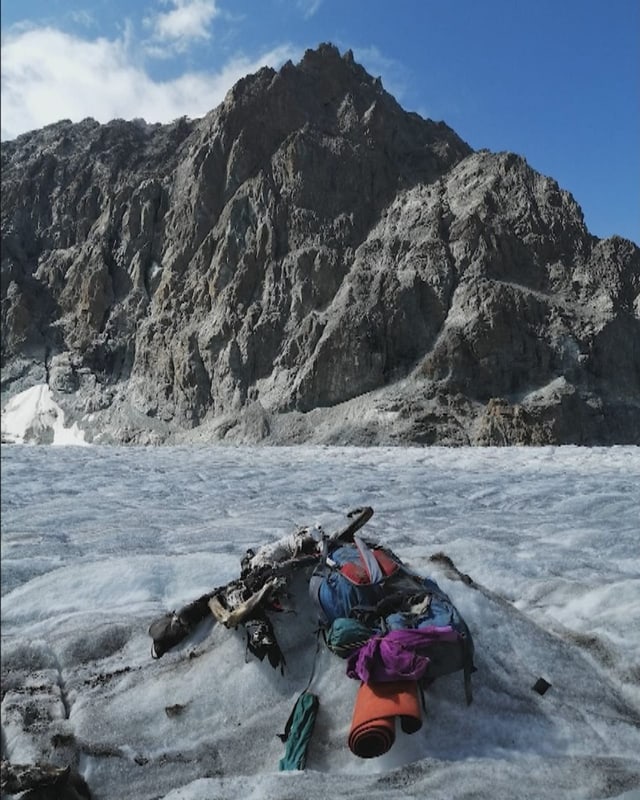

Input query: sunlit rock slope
[2,43,639,445]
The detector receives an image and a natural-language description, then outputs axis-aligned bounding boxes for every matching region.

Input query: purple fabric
[346,626,459,683]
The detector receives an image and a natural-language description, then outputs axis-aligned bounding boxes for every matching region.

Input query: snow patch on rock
[1,384,88,446]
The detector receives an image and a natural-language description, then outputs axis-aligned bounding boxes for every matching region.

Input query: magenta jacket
[346,626,459,683]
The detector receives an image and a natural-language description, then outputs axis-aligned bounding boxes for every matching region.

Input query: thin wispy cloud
[69,9,96,29]
[0,25,297,140]
[297,0,323,19]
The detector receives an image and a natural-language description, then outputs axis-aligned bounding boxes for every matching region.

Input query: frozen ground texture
[1,444,639,800]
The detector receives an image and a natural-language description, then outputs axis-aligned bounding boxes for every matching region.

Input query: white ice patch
[1,383,87,446]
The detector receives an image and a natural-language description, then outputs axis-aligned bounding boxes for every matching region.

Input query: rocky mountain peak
[222,42,387,117]
[1,44,638,446]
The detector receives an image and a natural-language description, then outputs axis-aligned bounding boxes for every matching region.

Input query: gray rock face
[2,43,639,445]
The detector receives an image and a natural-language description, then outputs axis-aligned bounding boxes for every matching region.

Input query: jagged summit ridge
[1,44,639,445]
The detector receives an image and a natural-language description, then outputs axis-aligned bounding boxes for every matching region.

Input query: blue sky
[1,0,638,243]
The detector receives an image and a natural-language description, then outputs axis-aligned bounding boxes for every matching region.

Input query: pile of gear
[148,507,476,769]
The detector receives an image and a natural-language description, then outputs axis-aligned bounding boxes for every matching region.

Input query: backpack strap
[418,678,432,713]
[464,663,473,705]
[303,626,324,691]
[354,535,383,582]
[462,634,476,705]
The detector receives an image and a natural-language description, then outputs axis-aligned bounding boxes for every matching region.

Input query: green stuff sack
[278,691,320,771]
[326,617,375,658]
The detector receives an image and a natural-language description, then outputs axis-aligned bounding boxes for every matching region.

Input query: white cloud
[0,25,298,140]
[147,0,219,49]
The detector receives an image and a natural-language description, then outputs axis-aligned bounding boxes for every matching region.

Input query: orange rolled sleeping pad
[348,680,422,758]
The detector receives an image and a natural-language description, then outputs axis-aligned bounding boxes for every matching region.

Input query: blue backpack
[310,540,401,625]
[309,537,475,703]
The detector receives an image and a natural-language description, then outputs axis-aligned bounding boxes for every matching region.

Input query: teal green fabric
[326,617,375,658]
[278,691,319,771]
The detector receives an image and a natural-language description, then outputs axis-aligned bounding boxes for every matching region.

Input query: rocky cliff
[2,43,639,445]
